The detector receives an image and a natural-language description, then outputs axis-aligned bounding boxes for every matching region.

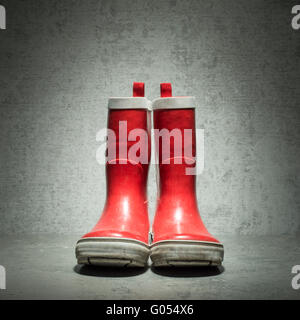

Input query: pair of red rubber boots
[75,83,224,267]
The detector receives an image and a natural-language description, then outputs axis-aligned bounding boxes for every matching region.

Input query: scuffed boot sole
[150,240,224,267]
[76,237,150,267]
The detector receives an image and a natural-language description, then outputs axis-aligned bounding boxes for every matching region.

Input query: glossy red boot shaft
[153,107,219,243]
[84,108,151,243]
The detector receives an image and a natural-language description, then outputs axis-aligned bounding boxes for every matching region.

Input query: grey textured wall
[0,0,299,235]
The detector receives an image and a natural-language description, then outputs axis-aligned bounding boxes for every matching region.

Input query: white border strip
[108,97,151,110]
[152,97,196,110]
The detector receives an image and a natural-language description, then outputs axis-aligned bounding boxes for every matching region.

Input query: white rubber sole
[75,237,150,267]
[150,240,224,267]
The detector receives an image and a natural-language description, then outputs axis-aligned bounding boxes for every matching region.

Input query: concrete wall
[0,0,299,235]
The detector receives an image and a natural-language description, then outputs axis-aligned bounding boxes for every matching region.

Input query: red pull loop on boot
[133,82,145,97]
[160,83,172,97]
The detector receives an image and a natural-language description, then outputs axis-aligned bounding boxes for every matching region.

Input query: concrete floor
[0,234,299,300]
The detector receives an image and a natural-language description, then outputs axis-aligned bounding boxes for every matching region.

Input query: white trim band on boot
[152,97,196,110]
[108,97,151,110]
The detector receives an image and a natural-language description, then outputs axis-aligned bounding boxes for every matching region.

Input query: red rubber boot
[76,83,151,267]
[150,83,224,267]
